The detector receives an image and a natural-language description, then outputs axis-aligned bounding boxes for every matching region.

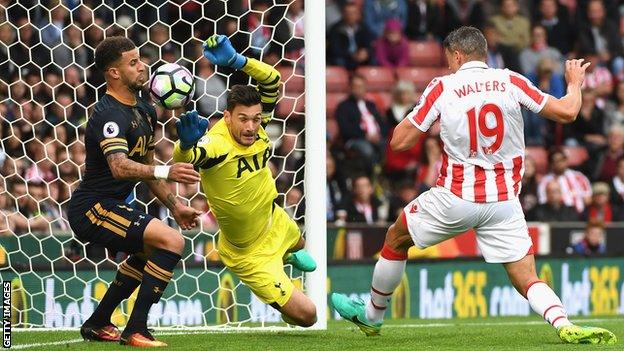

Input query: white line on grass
[10,339,84,350]
[10,318,621,349]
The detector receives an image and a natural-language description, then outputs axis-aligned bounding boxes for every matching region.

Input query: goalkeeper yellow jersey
[173,57,280,248]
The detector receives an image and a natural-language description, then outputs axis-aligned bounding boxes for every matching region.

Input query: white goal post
[303,0,327,330]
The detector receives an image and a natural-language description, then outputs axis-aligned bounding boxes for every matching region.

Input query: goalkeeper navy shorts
[68,196,155,255]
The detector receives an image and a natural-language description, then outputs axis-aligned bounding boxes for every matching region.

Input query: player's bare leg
[504,255,616,344]
[283,237,317,272]
[279,288,317,327]
[331,213,414,336]
[119,219,185,347]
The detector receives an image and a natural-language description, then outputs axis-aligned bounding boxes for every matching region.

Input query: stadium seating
[355,66,396,92]
[276,95,305,118]
[326,66,350,93]
[395,67,450,90]
[408,41,444,67]
[277,65,304,95]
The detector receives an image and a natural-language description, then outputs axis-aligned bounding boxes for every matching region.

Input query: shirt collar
[458,61,489,71]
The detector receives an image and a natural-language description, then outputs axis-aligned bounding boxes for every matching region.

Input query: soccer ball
[149,63,195,109]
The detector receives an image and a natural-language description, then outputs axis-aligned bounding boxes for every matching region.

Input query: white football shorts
[402,186,534,263]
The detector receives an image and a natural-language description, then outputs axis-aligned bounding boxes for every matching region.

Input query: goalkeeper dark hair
[227,85,262,112]
[94,36,137,71]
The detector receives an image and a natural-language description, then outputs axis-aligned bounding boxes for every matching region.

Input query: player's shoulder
[203,119,233,148]
[90,96,127,123]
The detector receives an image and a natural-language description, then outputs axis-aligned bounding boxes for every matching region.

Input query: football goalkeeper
[172,35,317,327]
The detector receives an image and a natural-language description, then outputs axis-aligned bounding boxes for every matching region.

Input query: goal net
[0,0,326,329]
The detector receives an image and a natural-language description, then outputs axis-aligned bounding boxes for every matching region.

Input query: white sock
[365,256,406,324]
[526,281,572,329]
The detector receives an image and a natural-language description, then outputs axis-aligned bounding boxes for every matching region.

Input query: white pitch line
[9,318,622,350]
[10,339,84,350]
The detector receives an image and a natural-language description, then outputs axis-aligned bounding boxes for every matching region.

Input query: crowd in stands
[0,0,307,236]
[1,0,623,258]
[324,0,624,241]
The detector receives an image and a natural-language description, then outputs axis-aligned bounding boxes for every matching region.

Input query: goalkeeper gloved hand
[203,34,247,70]
[176,111,209,150]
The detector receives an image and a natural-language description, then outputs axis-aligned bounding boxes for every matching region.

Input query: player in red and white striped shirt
[332,26,616,344]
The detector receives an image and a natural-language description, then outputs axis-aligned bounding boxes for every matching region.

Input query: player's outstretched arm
[106,152,200,184]
[540,59,591,123]
[172,111,230,167]
[203,34,281,123]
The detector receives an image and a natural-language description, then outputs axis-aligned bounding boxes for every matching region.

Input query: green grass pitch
[10,316,623,350]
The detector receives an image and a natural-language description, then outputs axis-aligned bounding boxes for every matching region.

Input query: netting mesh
[0,0,307,328]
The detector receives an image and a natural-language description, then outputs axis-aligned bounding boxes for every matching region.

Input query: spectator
[327,152,348,222]
[609,156,624,205]
[0,23,18,82]
[343,174,382,224]
[383,127,425,182]
[4,177,52,235]
[525,58,565,145]
[363,0,408,39]
[327,3,375,70]
[535,0,575,56]
[578,0,624,78]
[583,53,614,108]
[483,22,521,72]
[582,182,622,222]
[386,81,414,127]
[528,179,580,221]
[491,0,531,51]
[564,88,607,151]
[326,0,343,30]
[415,136,442,190]
[538,147,592,213]
[519,25,564,76]
[520,156,539,216]
[566,220,607,256]
[604,81,624,127]
[374,19,410,68]
[404,0,440,40]
[336,74,386,176]
[592,125,624,181]
[439,0,486,39]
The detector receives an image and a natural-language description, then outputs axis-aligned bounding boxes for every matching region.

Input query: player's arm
[539,59,591,123]
[106,151,199,184]
[202,35,281,124]
[172,111,230,167]
[144,151,202,230]
[98,110,199,184]
[390,118,425,152]
[241,58,280,124]
[391,79,443,152]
